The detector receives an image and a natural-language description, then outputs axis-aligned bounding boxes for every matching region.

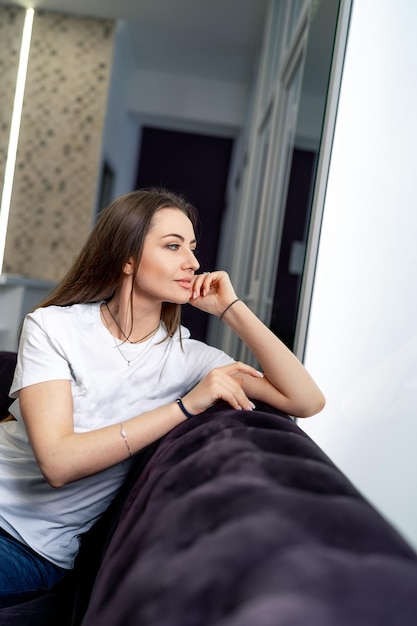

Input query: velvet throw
[82,405,417,626]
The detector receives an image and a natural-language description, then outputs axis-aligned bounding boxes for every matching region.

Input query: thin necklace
[104,302,159,344]
[110,333,155,366]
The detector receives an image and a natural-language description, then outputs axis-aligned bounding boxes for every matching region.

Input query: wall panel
[3,10,114,282]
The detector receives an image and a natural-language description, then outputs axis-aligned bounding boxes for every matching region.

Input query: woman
[0,188,324,607]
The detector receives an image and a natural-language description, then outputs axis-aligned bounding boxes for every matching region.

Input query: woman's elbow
[43,471,67,489]
[294,391,326,418]
[38,460,71,489]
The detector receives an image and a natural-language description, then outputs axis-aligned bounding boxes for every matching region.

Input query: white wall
[126,68,247,137]
[99,21,250,206]
[300,0,417,549]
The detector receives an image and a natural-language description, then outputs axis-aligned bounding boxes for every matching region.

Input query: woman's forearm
[19,381,187,488]
[20,359,265,487]
[57,403,187,487]
[221,299,325,417]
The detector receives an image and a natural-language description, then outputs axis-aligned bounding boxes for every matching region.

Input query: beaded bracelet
[176,397,195,419]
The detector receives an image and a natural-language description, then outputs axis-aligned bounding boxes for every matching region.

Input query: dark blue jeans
[0,527,68,608]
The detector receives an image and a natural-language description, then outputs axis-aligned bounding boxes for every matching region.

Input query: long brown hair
[39,188,198,337]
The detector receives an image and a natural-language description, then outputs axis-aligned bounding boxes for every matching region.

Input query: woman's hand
[181,361,263,415]
[188,270,325,418]
[188,271,238,318]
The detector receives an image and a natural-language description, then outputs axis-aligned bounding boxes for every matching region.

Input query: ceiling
[0,0,269,83]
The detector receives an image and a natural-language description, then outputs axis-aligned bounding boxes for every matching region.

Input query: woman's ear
[123,258,135,275]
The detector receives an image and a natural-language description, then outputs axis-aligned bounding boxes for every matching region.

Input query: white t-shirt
[0,302,234,568]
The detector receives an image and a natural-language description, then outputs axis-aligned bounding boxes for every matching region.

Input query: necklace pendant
[127,360,131,366]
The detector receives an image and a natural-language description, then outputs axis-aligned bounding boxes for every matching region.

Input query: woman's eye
[167,244,198,254]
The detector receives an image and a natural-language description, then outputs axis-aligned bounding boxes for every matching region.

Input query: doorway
[270,148,317,349]
[135,126,234,341]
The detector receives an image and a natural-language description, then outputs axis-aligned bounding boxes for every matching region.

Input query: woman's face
[134,207,200,305]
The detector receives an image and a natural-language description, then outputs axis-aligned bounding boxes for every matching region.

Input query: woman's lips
[176,279,192,290]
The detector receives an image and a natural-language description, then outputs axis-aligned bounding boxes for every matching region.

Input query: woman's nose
[184,250,200,271]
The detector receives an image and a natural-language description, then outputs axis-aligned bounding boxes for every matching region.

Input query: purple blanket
[82,406,417,626]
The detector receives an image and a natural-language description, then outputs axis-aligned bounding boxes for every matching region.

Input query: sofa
[1,350,417,625]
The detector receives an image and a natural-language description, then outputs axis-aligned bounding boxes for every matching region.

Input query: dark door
[270,148,317,349]
[135,126,233,341]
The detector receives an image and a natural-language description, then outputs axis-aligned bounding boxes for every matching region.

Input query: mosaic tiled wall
[2,10,115,282]
[0,6,25,191]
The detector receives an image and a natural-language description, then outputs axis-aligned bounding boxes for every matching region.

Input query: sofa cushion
[82,405,417,626]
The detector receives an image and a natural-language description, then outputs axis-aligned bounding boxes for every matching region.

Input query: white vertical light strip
[0,8,34,273]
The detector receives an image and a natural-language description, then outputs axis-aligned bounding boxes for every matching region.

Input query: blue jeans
[0,527,68,608]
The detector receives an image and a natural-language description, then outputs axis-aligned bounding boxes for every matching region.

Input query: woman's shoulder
[27,302,101,329]
[168,325,234,374]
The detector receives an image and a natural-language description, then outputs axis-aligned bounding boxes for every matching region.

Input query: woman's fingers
[191,271,216,299]
[184,362,262,414]
[190,270,234,300]
[208,369,251,410]
[221,361,264,380]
